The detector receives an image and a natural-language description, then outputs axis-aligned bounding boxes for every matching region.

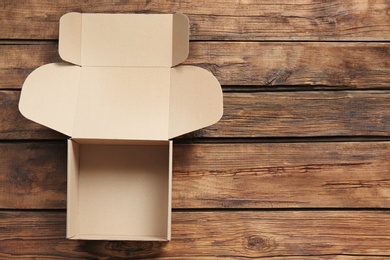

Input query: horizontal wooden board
[206,90,390,138]
[3,90,390,140]
[0,44,60,90]
[173,142,390,208]
[1,211,390,258]
[2,142,390,209]
[1,0,389,41]
[2,43,390,89]
[0,91,66,139]
[189,42,390,87]
[0,142,67,209]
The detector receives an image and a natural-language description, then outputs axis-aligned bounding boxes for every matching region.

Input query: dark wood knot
[245,235,275,252]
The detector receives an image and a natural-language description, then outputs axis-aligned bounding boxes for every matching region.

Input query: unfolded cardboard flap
[19,63,80,137]
[19,64,222,140]
[59,12,189,67]
[169,66,223,138]
[19,12,222,242]
[19,13,223,140]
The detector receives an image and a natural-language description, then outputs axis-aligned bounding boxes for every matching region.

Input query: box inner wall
[76,142,169,238]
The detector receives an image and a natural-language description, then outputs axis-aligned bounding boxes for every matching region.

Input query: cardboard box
[19,12,223,240]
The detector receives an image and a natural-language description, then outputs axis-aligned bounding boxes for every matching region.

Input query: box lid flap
[71,67,171,140]
[59,12,189,67]
[20,13,222,140]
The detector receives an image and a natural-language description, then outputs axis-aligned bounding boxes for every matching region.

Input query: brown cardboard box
[19,13,223,241]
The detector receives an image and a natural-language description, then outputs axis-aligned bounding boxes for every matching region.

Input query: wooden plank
[0,91,66,139]
[2,43,390,89]
[205,91,390,138]
[0,211,390,258]
[0,142,67,209]
[3,90,390,140]
[188,42,390,87]
[0,44,60,89]
[2,142,390,209]
[173,142,390,208]
[1,0,389,41]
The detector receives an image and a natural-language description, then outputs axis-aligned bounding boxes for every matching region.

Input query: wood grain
[0,91,66,139]
[1,211,390,258]
[1,0,389,41]
[188,42,390,87]
[206,91,390,138]
[2,43,390,89]
[0,44,60,89]
[0,142,67,209]
[2,142,390,209]
[173,142,390,208]
[2,0,390,258]
[3,90,390,140]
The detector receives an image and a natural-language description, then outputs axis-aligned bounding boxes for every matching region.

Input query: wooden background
[1,0,390,258]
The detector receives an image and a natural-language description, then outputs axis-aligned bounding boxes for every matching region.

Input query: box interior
[68,139,171,240]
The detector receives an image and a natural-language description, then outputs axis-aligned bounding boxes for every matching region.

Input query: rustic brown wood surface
[2,43,390,88]
[0,142,66,209]
[1,0,389,41]
[0,91,65,139]
[1,0,390,258]
[1,142,390,209]
[1,211,390,258]
[3,90,390,140]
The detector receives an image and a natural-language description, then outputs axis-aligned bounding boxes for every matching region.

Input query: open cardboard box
[19,12,223,240]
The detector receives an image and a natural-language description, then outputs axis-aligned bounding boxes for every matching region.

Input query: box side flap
[59,12,82,65]
[168,66,223,138]
[72,67,170,139]
[19,63,81,136]
[167,140,173,240]
[67,140,79,238]
[172,13,189,66]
